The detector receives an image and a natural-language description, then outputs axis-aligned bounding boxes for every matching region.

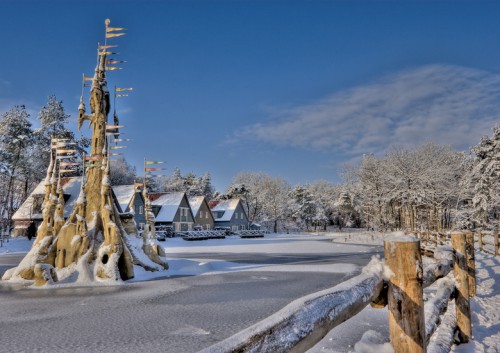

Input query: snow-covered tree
[470,125,500,229]
[0,105,34,230]
[30,96,89,182]
[110,156,137,185]
[288,184,316,230]
[259,176,291,232]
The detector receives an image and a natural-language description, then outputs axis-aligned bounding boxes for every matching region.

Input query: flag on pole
[106,125,124,130]
[116,87,133,92]
[144,167,165,172]
[113,139,132,142]
[51,142,75,149]
[106,60,127,65]
[106,66,122,71]
[115,93,128,97]
[145,161,166,165]
[110,146,127,150]
[106,32,126,38]
[108,152,122,156]
[83,76,93,81]
[99,51,119,56]
[85,155,105,161]
[99,44,118,50]
[106,27,126,32]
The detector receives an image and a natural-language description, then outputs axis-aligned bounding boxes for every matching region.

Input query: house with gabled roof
[188,196,215,230]
[148,192,195,232]
[112,184,146,229]
[209,198,249,231]
[12,177,83,237]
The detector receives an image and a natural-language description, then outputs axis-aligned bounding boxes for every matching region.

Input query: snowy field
[0,231,498,352]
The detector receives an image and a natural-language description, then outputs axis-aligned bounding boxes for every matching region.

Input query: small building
[188,196,215,230]
[12,177,83,237]
[209,198,249,231]
[112,184,146,229]
[148,192,195,232]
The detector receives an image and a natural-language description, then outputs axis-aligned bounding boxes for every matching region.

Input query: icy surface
[353,330,394,353]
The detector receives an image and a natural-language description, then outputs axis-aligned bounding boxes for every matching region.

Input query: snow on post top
[384,231,418,243]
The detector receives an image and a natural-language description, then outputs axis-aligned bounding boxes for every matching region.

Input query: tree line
[1,97,498,233]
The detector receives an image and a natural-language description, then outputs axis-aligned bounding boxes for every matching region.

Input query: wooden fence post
[477,229,483,252]
[384,236,425,353]
[464,230,476,297]
[451,231,471,343]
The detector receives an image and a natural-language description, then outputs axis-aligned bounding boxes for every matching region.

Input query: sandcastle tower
[3,19,168,285]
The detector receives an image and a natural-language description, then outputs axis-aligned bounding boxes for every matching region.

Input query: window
[138,206,144,214]
[199,211,203,219]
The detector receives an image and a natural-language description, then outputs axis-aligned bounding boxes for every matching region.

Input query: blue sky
[1,1,499,191]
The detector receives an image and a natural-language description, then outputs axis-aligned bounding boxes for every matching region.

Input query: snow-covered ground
[1,231,498,352]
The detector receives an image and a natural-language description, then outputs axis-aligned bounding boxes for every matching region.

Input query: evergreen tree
[0,105,34,230]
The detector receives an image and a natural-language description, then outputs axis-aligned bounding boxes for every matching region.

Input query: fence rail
[200,230,478,353]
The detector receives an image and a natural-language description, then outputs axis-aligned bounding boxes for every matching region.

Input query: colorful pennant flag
[110,146,127,150]
[106,60,127,65]
[113,139,132,142]
[115,94,128,97]
[144,167,165,172]
[145,161,166,165]
[116,87,133,92]
[98,51,119,56]
[83,76,94,82]
[106,66,122,71]
[85,155,105,161]
[106,27,126,32]
[106,32,126,38]
[99,44,118,50]
[106,125,124,130]
[108,152,122,156]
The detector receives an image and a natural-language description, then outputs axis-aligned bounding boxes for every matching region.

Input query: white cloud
[242,64,499,156]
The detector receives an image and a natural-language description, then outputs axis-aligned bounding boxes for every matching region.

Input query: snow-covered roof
[12,177,83,221]
[113,185,136,213]
[150,192,185,222]
[188,196,205,217]
[210,199,241,221]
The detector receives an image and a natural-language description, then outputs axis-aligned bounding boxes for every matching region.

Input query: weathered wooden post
[451,231,471,342]
[464,230,476,297]
[384,235,425,353]
[477,229,483,252]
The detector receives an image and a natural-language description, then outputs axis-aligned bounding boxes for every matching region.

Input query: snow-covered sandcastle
[2,19,168,286]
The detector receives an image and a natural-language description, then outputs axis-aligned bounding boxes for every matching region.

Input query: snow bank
[353,330,394,353]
